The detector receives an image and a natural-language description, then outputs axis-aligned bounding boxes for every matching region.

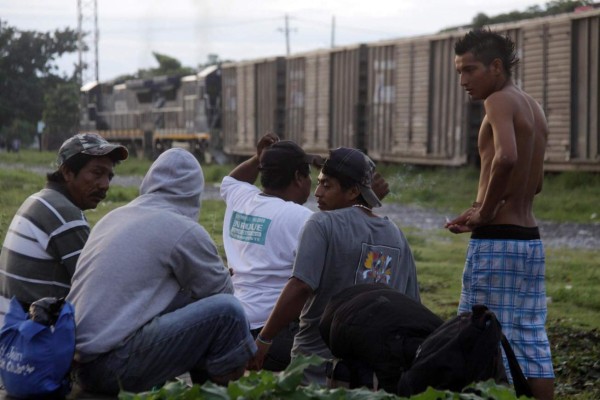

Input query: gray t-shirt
[291,206,420,384]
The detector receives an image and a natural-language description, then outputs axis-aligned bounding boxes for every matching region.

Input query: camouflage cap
[57,133,128,167]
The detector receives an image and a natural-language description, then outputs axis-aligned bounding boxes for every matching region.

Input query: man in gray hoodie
[67,148,256,395]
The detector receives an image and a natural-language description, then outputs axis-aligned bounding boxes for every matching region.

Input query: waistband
[471,224,540,240]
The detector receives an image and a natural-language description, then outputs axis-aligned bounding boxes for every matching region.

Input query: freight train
[80,8,600,171]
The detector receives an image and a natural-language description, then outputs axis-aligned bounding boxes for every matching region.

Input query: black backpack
[397,304,532,398]
[319,284,444,393]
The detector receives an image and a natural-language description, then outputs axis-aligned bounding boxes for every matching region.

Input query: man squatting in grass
[0,133,127,325]
[221,133,390,371]
[445,29,554,400]
[68,148,255,395]
[249,145,421,385]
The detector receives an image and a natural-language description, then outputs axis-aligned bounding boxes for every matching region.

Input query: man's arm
[248,277,312,370]
[469,94,517,226]
[228,133,279,183]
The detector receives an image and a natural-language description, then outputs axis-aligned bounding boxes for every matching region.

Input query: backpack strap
[500,334,533,398]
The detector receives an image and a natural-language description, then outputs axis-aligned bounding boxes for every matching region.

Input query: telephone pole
[278,14,296,56]
[77,0,99,84]
[331,15,336,48]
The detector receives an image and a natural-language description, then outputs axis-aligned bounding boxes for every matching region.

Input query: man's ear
[490,58,503,75]
[347,185,361,202]
[293,170,305,185]
[60,164,75,183]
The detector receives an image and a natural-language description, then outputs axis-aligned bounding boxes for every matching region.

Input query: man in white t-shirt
[220,134,322,371]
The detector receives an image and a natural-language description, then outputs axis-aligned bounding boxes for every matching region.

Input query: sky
[1,0,548,83]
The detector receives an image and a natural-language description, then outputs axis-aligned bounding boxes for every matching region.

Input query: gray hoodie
[68,148,233,361]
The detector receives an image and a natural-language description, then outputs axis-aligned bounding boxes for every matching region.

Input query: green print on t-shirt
[229,211,271,245]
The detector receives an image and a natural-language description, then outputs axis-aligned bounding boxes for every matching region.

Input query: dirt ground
[193,181,600,251]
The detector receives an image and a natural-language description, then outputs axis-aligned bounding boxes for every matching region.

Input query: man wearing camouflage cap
[0,133,128,324]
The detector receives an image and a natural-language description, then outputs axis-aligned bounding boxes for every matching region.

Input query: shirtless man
[445,29,554,400]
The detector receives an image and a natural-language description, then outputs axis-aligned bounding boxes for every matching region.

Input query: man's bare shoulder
[485,84,524,104]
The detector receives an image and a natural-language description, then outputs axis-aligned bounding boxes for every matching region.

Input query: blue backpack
[0,297,75,398]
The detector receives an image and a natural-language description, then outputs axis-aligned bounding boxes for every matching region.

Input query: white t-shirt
[220,176,313,329]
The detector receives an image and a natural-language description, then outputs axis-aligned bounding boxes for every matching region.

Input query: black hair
[46,153,116,183]
[454,28,519,77]
[260,162,310,190]
[321,163,369,206]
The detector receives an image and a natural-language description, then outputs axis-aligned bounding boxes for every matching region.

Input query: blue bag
[0,297,75,398]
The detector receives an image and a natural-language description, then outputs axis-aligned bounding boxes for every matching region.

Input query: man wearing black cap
[220,133,322,371]
[0,132,128,324]
[250,147,420,385]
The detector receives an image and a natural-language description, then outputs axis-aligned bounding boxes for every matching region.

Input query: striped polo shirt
[0,183,90,315]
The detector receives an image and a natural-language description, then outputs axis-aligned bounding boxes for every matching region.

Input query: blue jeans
[74,294,256,395]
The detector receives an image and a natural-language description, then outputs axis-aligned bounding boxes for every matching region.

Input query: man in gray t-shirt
[249,147,420,385]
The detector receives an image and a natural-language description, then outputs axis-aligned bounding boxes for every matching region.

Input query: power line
[294,16,397,36]
[100,17,282,34]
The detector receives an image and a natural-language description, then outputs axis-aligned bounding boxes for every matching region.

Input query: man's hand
[311,155,326,169]
[247,340,270,370]
[465,200,505,228]
[444,205,477,234]
[372,172,390,201]
[257,133,279,160]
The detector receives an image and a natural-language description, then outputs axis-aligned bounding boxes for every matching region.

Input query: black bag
[319,284,444,393]
[397,304,532,398]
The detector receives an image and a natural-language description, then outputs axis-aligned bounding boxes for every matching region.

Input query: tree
[0,119,35,150]
[43,80,81,149]
[112,52,196,83]
[0,19,80,148]
[441,0,592,31]
[198,53,233,69]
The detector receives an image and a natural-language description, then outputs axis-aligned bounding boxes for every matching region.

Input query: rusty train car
[81,8,599,170]
[220,8,599,171]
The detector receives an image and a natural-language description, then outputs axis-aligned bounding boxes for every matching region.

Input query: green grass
[0,149,57,167]
[377,163,600,224]
[0,149,228,184]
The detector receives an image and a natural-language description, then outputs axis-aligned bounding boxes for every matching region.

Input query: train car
[365,8,600,170]
[231,8,599,171]
[221,57,286,158]
[284,49,331,154]
[79,65,221,159]
[364,35,469,166]
[285,45,368,155]
[80,9,599,171]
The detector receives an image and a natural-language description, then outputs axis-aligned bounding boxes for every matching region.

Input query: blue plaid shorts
[458,237,555,379]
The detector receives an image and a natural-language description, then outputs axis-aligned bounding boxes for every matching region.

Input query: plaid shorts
[458,237,555,379]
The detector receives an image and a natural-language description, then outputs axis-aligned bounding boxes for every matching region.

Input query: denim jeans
[74,293,256,395]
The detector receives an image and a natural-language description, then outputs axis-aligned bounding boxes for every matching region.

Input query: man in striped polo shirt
[0,133,128,324]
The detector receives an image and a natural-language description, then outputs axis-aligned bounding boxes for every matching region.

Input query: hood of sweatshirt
[138,148,204,220]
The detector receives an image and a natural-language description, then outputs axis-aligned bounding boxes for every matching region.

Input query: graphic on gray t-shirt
[354,243,401,285]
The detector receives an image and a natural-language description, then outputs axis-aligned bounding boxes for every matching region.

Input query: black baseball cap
[323,147,382,208]
[259,140,322,170]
